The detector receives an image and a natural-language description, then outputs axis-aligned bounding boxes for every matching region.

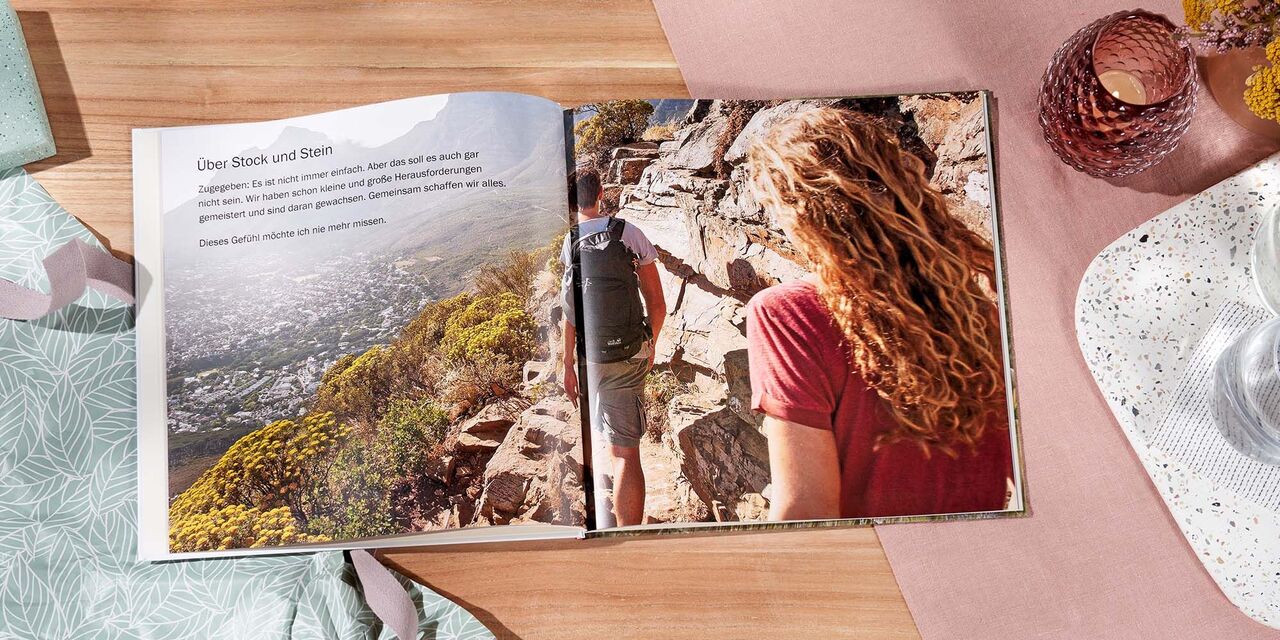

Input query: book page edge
[133,127,170,562]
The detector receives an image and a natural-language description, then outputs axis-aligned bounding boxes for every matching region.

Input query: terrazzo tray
[1077,152,1280,628]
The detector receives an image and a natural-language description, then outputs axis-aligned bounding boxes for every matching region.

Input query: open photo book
[133,91,1025,561]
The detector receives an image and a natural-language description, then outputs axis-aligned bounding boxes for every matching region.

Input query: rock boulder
[900,94,992,240]
[668,389,770,522]
[723,99,829,163]
[475,396,585,526]
[667,102,730,173]
[607,142,660,185]
[456,404,516,454]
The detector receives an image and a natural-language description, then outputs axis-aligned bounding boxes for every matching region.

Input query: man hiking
[561,168,666,528]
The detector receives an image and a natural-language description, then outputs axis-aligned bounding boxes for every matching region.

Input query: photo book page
[134,93,587,560]
[566,95,1024,533]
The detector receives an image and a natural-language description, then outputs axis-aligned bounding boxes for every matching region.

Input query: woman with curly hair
[745,107,1013,520]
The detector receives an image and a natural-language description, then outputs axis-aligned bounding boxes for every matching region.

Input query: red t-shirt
[746,279,1012,518]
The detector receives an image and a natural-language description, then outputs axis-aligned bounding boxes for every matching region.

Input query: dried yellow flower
[1268,38,1280,66]
[1211,0,1241,14]
[1246,65,1280,123]
[1183,0,1213,30]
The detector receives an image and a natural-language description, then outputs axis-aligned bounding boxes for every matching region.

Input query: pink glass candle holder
[1039,10,1197,178]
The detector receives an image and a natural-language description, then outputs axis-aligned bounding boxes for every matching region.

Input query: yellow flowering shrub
[314,345,400,427]
[399,293,473,348]
[440,292,536,363]
[169,504,324,552]
[169,412,350,552]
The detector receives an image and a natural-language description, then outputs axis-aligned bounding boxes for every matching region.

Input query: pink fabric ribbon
[350,549,419,640]
[0,238,133,320]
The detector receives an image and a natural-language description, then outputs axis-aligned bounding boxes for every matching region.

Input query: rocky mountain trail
[426,95,991,529]
[639,430,707,524]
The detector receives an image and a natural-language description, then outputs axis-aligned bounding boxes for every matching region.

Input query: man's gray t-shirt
[559,216,658,327]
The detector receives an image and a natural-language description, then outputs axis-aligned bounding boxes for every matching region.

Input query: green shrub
[310,443,396,539]
[377,397,450,478]
[441,293,536,363]
[574,99,655,161]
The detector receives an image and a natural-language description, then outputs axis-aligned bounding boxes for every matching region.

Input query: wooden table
[14,2,919,637]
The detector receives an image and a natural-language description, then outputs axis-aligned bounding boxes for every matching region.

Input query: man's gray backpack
[571,217,651,364]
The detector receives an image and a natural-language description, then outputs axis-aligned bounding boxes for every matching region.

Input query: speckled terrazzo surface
[0,1,53,171]
[1077,153,1280,628]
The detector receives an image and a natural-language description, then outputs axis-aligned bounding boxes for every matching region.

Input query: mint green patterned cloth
[0,168,494,640]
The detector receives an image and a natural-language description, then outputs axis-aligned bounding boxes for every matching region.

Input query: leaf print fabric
[0,168,493,640]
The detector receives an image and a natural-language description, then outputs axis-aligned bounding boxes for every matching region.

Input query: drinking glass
[1252,202,1280,316]
[1211,319,1280,465]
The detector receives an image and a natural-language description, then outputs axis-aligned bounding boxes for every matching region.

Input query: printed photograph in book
[563,95,1024,528]
[158,94,584,553]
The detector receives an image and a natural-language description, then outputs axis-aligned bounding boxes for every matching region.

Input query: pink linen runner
[652,1,1278,637]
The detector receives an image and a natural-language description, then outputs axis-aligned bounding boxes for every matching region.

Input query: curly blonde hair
[747,107,1006,455]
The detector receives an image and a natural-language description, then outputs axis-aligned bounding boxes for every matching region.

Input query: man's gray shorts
[585,341,651,449]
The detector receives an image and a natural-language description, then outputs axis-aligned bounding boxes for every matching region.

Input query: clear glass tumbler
[1211,319,1280,465]
[1252,202,1280,316]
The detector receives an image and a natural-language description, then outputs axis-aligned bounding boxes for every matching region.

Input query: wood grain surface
[11,2,919,637]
